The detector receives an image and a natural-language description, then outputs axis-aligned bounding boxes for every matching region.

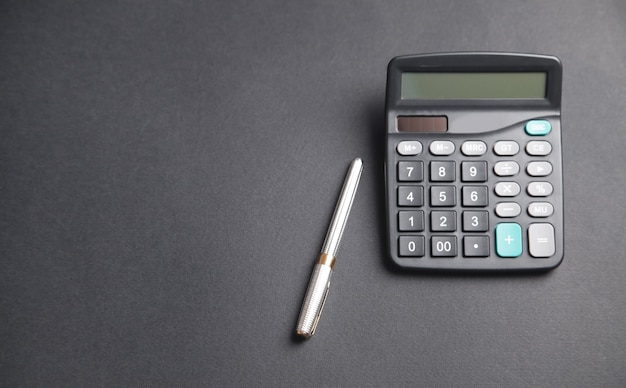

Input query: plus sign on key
[495,223,523,257]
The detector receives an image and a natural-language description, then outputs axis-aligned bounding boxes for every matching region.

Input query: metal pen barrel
[321,158,363,257]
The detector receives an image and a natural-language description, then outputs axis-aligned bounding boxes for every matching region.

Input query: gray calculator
[385,52,563,271]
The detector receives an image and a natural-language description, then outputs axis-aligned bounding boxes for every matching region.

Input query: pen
[296,157,363,339]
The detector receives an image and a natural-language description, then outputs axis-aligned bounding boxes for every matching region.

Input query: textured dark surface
[1,1,625,386]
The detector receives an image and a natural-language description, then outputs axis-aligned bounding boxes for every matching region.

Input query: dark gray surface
[1,1,625,386]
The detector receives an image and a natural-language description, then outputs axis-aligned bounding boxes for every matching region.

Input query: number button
[430,161,455,182]
[462,211,489,232]
[430,186,456,207]
[431,236,457,257]
[398,186,424,206]
[398,211,425,231]
[463,236,490,257]
[398,161,423,181]
[462,186,489,207]
[461,161,487,182]
[430,211,457,232]
[399,236,425,257]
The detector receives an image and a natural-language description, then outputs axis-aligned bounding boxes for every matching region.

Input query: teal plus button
[495,223,523,257]
[525,120,552,136]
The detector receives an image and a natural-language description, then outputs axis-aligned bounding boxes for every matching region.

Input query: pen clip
[309,271,331,337]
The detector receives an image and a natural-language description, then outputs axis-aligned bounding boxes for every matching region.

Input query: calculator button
[463,236,490,257]
[429,141,455,155]
[495,202,521,217]
[494,161,519,176]
[495,182,521,197]
[461,161,487,182]
[525,120,552,136]
[431,236,457,257]
[462,186,489,207]
[398,210,425,231]
[527,182,553,197]
[526,161,552,177]
[430,186,456,207]
[463,211,489,232]
[399,236,425,257]
[528,202,554,217]
[430,161,455,182]
[493,141,520,156]
[526,141,552,156]
[430,211,457,232]
[398,186,424,206]
[397,141,422,156]
[528,223,556,257]
[461,141,487,156]
[495,223,523,258]
[398,161,424,181]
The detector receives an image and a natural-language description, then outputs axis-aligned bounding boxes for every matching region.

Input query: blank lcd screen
[401,72,547,99]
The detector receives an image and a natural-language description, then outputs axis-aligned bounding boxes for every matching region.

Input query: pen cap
[296,262,333,338]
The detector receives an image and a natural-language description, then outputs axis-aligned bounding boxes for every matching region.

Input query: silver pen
[296,157,363,339]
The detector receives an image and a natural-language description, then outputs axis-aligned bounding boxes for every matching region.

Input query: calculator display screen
[401,72,547,99]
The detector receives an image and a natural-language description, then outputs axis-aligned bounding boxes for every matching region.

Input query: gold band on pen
[317,253,336,268]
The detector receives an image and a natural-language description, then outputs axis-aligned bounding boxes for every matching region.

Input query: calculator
[384,52,563,271]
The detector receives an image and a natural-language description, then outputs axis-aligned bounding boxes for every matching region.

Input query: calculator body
[385,52,563,271]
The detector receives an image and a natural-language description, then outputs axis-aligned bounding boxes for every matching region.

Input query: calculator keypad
[390,118,562,270]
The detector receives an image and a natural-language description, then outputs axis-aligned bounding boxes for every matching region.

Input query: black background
[2,1,625,386]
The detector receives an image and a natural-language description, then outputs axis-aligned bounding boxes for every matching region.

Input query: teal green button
[525,120,552,136]
[495,223,522,257]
